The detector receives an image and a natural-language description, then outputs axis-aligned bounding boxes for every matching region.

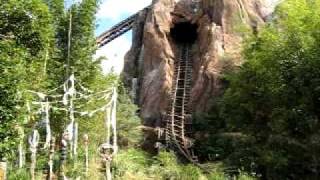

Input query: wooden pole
[106,160,111,180]
[83,134,89,176]
[43,99,51,150]
[59,139,67,180]
[73,122,78,158]
[111,88,118,154]
[30,144,37,180]
[48,137,55,180]
[0,161,7,180]
[29,130,40,180]
[18,141,24,168]
[17,125,25,168]
[100,144,112,180]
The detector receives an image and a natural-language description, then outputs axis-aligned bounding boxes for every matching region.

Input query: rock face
[123,0,279,133]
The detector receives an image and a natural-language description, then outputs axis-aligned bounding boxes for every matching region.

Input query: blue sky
[93,0,279,74]
[93,0,281,74]
[95,0,152,74]
[65,0,151,74]
[68,0,280,74]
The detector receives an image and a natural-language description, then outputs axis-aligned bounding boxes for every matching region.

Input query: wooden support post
[99,144,113,180]
[106,160,111,180]
[17,127,25,169]
[18,141,24,168]
[59,139,67,180]
[83,134,89,176]
[29,130,40,180]
[47,137,55,180]
[30,146,37,180]
[0,161,7,180]
[73,122,78,159]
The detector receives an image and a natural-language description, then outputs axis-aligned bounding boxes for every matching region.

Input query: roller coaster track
[96,6,151,48]
[96,5,199,164]
[164,43,198,163]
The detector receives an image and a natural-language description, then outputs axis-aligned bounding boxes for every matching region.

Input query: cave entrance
[170,22,198,44]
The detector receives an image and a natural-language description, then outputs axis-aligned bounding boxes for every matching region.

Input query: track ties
[164,43,198,163]
[96,5,151,47]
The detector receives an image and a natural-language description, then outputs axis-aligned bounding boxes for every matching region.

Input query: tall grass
[112,148,256,180]
[6,89,257,180]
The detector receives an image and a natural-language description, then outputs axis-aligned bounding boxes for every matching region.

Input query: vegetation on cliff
[195,0,320,179]
[1,0,320,179]
[0,0,242,179]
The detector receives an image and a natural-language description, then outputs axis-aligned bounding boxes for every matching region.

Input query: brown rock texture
[123,0,279,128]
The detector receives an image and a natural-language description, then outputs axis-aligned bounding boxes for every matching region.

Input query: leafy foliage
[196,0,320,179]
[0,0,53,159]
[4,0,320,179]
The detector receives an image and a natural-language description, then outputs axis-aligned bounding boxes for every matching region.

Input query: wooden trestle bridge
[97,6,198,163]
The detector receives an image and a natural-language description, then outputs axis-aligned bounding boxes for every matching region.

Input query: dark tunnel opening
[170,22,198,44]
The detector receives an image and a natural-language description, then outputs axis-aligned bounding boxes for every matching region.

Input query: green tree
[45,0,102,135]
[0,0,53,159]
[218,0,320,179]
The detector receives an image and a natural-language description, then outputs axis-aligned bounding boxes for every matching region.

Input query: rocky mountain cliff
[123,0,279,130]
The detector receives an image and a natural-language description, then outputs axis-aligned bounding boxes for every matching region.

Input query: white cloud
[95,35,132,74]
[261,0,283,16]
[95,0,281,75]
[96,0,152,74]
[97,0,152,20]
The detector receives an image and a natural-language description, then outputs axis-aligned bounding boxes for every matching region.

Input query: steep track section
[96,4,199,164]
[165,43,198,163]
[96,14,135,48]
[96,6,151,48]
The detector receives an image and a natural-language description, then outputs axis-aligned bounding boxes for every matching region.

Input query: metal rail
[96,5,151,48]
[164,43,198,163]
[96,14,136,48]
[96,3,200,164]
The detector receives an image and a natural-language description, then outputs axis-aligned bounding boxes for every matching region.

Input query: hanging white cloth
[28,130,40,153]
[63,123,74,142]
[28,129,39,180]
[99,88,118,180]
[103,87,118,155]
[17,126,25,168]
[111,88,118,154]
[41,100,51,149]
[63,74,76,106]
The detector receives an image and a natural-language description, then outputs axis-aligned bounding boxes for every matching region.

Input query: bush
[196,0,320,179]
